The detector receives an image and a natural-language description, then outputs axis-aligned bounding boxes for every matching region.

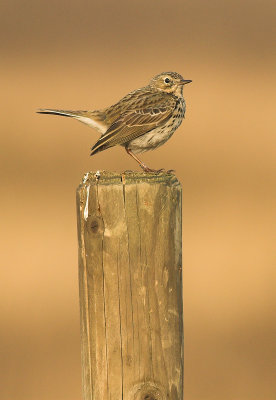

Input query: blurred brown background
[1,0,275,399]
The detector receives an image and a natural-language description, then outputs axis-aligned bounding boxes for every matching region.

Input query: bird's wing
[91,91,176,155]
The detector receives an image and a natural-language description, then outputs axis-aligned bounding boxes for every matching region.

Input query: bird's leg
[125,148,162,173]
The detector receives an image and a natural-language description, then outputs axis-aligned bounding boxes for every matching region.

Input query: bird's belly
[128,111,184,154]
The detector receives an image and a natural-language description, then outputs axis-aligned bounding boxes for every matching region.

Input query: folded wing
[91,94,176,155]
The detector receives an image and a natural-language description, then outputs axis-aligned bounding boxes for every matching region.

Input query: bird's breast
[128,98,186,154]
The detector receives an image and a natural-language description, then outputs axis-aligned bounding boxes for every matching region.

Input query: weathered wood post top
[76,170,183,400]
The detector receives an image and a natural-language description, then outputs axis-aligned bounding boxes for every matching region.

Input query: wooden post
[76,171,183,400]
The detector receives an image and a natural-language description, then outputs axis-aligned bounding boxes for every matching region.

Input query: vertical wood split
[76,171,183,400]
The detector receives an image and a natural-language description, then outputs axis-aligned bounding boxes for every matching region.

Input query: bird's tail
[37,109,107,134]
[37,109,78,117]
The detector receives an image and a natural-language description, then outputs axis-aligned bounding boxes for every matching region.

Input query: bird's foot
[141,166,165,174]
[141,165,176,174]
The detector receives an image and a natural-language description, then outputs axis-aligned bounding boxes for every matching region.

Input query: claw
[142,166,165,174]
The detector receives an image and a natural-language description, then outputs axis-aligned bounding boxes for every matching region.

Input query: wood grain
[76,171,183,400]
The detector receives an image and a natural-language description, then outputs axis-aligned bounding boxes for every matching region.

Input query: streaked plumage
[37,72,192,171]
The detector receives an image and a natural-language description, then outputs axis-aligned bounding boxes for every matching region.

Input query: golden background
[1,0,275,399]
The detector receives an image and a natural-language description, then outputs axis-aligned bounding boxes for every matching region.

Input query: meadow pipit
[38,72,192,172]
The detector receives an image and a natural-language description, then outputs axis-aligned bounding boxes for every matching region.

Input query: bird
[37,72,192,172]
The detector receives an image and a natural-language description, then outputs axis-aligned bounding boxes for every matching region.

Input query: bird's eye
[164,78,170,84]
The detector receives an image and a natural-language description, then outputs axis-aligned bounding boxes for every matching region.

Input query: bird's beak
[179,79,192,85]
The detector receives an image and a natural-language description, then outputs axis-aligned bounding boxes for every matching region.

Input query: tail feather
[37,109,77,117]
[37,109,107,134]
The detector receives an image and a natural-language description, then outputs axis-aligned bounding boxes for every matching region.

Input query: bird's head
[149,72,192,96]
